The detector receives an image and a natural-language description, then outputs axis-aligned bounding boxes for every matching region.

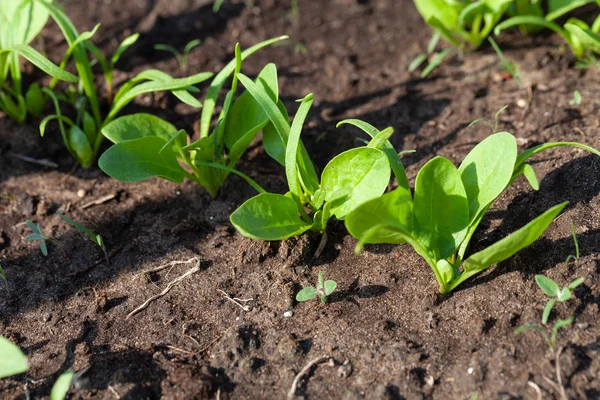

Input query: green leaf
[515,142,600,172]
[101,114,182,149]
[68,125,94,168]
[437,259,458,287]
[0,336,28,378]
[553,316,574,331]
[408,54,427,72]
[557,287,572,302]
[50,369,74,400]
[536,275,560,297]
[3,44,78,82]
[458,132,517,222]
[542,298,556,325]
[98,136,187,183]
[547,0,595,21]
[324,280,337,296]
[565,21,600,56]
[522,164,539,190]
[25,83,44,117]
[514,324,549,342]
[230,193,312,240]
[262,100,290,165]
[285,94,314,202]
[454,202,569,291]
[296,287,317,301]
[317,271,325,289]
[57,212,98,244]
[413,156,469,260]
[321,147,391,219]
[223,63,278,150]
[199,36,288,138]
[568,277,585,290]
[111,33,139,67]
[40,240,48,256]
[345,186,413,245]
[193,160,267,195]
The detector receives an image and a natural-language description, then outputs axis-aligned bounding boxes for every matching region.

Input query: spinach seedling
[25,220,51,256]
[565,224,580,263]
[57,212,108,263]
[0,335,74,400]
[569,90,582,106]
[535,275,584,325]
[414,0,512,49]
[0,0,78,122]
[37,1,210,168]
[154,39,201,71]
[409,32,454,78]
[346,131,600,293]
[227,89,401,241]
[99,37,288,197]
[296,271,337,304]
[488,37,522,87]
[495,3,600,59]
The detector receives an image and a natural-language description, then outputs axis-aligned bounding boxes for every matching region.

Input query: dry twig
[81,193,116,209]
[287,356,331,399]
[218,289,253,311]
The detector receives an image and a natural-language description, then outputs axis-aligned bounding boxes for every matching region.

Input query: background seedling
[296,271,337,304]
[535,275,584,324]
[488,37,522,87]
[154,39,201,71]
[569,90,582,105]
[409,33,454,78]
[24,220,51,256]
[565,224,580,263]
[0,263,8,293]
[0,335,74,399]
[57,212,108,263]
[346,125,600,293]
[99,37,287,197]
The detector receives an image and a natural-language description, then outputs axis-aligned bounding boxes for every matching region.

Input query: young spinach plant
[227,90,401,241]
[535,275,584,325]
[0,0,78,122]
[296,271,337,304]
[346,130,600,294]
[25,220,51,256]
[154,39,201,71]
[565,224,580,263]
[57,212,108,263]
[409,32,454,77]
[98,37,288,197]
[37,1,210,168]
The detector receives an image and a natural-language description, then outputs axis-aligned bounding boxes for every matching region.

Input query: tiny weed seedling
[99,37,288,197]
[296,271,337,304]
[409,32,454,78]
[25,220,51,256]
[515,276,583,351]
[227,91,402,241]
[0,263,7,292]
[154,39,201,70]
[345,120,600,293]
[0,0,78,122]
[57,212,108,263]
[569,90,582,105]
[488,37,522,87]
[535,275,584,325]
[565,224,580,263]
[0,335,74,399]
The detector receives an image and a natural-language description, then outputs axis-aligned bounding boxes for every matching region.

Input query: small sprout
[57,212,109,263]
[409,32,454,78]
[154,39,202,70]
[488,37,522,87]
[25,220,51,256]
[535,275,584,324]
[296,271,337,304]
[569,90,582,105]
[515,317,574,351]
[0,263,8,293]
[565,224,580,263]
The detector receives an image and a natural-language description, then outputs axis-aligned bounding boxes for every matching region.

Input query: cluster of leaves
[345,131,600,293]
[515,275,584,350]
[98,37,288,197]
[0,336,73,400]
[296,271,337,304]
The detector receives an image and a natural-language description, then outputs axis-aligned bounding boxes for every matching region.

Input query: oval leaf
[0,336,28,378]
[536,275,560,297]
[102,113,181,147]
[230,193,312,241]
[296,287,317,302]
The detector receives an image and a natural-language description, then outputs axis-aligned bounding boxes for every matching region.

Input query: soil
[1,0,600,399]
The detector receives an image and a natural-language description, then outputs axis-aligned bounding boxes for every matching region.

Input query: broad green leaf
[262,100,290,165]
[285,94,314,203]
[102,114,182,149]
[321,147,391,219]
[223,63,278,150]
[536,275,560,297]
[458,132,517,222]
[98,136,187,183]
[50,369,74,400]
[296,287,317,301]
[456,202,568,291]
[0,336,28,378]
[0,0,50,46]
[189,136,224,197]
[494,16,570,42]
[324,280,337,296]
[565,21,600,55]
[345,186,413,245]
[337,119,410,193]
[547,0,595,21]
[25,83,44,117]
[68,125,94,168]
[230,193,312,240]
[413,156,469,260]
[199,36,288,138]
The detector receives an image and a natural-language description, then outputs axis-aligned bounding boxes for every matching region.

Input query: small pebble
[77,189,86,198]
[516,99,527,108]
[283,311,293,318]
[467,367,474,375]
[42,312,52,322]
[577,323,589,329]
[425,375,435,386]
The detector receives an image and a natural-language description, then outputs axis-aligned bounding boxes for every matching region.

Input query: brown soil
[2,0,600,399]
